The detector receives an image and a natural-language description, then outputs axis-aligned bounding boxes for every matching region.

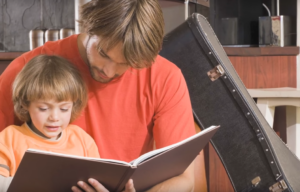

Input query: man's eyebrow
[99,47,129,65]
[99,48,110,59]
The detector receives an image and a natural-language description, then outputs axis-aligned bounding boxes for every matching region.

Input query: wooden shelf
[0,52,25,60]
[1,47,299,60]
[224,46,300,56]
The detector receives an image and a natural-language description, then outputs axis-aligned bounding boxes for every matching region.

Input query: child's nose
[49,110,59,121]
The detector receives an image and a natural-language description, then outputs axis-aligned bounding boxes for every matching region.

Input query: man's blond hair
[13,55,88,123]
[78,0,164,68]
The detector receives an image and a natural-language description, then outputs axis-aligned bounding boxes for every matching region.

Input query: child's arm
[0,175,13,192]
[87,140,100,158]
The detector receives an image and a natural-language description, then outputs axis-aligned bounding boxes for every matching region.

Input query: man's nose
[103,61,118,78]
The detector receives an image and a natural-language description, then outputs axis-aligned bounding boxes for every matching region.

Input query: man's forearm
[146,161,195,192]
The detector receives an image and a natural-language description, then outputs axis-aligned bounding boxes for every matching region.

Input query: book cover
[7,125,219,192]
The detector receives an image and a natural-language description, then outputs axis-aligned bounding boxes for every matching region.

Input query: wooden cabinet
[225,47,299,89]
[230,56,297,88]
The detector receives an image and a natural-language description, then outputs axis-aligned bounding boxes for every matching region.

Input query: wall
[297,0,300,88]
[0,0,74,52]
[209,0,297,46]
[159,1,209,35]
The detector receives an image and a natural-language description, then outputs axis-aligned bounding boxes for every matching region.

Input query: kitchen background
[0,0,210,52]
[0,0,297,52]
[0,0,75,52]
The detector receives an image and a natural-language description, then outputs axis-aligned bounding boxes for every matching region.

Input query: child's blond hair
[13,55,87,122]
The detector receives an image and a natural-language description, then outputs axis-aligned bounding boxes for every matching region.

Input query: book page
[26,149,132,166]
[131,125,219,166]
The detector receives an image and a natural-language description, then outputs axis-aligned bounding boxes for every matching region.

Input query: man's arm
[146,160,195,192]
[148,63,197,191]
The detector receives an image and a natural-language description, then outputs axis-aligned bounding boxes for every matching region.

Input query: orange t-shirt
[0,123,99,177]
[0,35,195,162]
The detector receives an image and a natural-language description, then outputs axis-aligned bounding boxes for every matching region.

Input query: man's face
[85,36,130,83]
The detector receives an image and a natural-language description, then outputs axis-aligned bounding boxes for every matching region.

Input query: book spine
[115,167,137,192]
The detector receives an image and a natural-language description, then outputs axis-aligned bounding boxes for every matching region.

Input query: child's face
[27,99,73,140]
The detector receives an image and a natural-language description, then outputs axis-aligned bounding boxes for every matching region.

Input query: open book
[8,125,219,192]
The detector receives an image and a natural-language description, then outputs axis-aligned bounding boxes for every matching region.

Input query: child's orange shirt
[0,123,100,177]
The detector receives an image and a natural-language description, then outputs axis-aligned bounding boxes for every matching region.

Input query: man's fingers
[88,178,109,192]
[71,186,83,192]
[76,181,96,192]
[71,179,108,192]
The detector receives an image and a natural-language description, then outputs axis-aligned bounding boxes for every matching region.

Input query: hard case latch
[269,180,288,192]
[207,65,225,81]
[251,176,261,187]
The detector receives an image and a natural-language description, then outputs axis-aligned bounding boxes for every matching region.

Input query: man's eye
[99,51,108,58]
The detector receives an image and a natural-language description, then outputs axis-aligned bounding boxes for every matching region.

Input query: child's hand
[71,178,135,192]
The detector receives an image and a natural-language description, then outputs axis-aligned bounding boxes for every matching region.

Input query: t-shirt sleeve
[82,131,100,159]
[152,67,196,149]
[87,140,101,159]
[0,141,14,177]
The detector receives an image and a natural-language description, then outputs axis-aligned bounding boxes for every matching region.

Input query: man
[0,0,197,191]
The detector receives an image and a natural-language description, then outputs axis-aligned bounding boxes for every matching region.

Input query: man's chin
[92,75,113,83]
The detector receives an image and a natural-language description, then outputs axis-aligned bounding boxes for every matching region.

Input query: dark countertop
[0,46,299,60]
[224,46,300,56]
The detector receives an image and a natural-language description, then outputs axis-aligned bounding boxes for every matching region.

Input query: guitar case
[159,13,300,192]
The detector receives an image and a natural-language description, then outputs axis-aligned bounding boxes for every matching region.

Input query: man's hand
[71,178,135,192]
[123,179,135,192]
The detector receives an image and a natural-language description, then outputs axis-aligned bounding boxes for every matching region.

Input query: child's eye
[60,108,69,112]
[39,108,47,111]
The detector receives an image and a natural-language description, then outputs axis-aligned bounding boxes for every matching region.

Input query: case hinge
[269,180,288,192]
[207,65,225,81]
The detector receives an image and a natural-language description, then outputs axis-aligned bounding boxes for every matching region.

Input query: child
[0,55,100,191]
